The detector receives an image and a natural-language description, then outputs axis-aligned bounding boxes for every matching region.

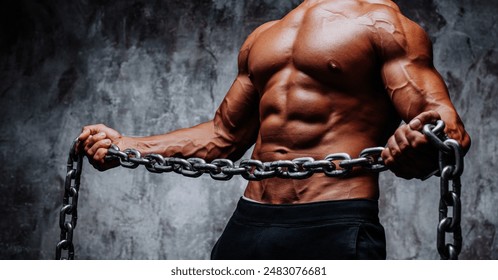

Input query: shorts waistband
[233,197,379,225]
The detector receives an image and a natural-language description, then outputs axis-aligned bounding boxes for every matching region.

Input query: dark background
[1,0,496,259]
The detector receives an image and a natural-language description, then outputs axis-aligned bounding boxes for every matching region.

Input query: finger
[89,149,119,171]
[408,110,441,131]
[405,128,431,151]
[405,128,439,169]
[399,125,439,173]
[94,147,111,163]
[79,125,102,151]
[383,136,417,179]
[383,136,402,169]
[76,128,91,153]
[404,124,435,155]
[86,124,107,135]
[398,124,433,154]
[78,127,91,141]
[84,132,107,154]
[394,130,424,165]
[394,125,411,153]
[79,124,109,140]
[79,124,102,140]
[88,138,111,157]
[381,144,394,169]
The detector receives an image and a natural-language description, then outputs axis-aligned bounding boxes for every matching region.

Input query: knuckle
[96,148,107,158]
[395,125,408,134]
[381,148,390,159]
[84,145,91,154]
[384,157,394,167]
[411,137,428,149]
[387,136,397,147]
[429,110,440,118]
[397,140,409,151]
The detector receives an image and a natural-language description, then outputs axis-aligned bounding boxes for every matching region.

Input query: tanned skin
[79,0,470,204]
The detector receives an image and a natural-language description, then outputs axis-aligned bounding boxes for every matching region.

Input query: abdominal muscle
[240,4,399,204]
[242,76,393,204]
[243,137,383,204]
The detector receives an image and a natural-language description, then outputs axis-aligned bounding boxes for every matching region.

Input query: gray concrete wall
[0,0,496,259]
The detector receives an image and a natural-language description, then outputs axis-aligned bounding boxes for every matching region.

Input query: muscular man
[78,0,470,259]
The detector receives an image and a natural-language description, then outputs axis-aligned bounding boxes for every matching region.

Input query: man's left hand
[381,111,441,179]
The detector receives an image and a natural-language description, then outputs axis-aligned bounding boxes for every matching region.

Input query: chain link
[56,138,83,260]
[57,120,464,260]
[105,146,387,180]
[423,120,464,260]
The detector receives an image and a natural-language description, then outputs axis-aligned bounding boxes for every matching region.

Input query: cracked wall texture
[0,0,496,259]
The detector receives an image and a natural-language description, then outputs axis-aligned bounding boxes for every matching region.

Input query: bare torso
[79,0,470,206]
[243,0,400,203]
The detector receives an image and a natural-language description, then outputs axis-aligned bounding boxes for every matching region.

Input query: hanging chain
[423,120,464,260]
[105,146,388,180]
[56,120,464,260]
[56,138,83,260]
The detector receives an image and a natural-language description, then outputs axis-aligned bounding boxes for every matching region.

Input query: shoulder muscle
[365,5,432,63]
[237,20,279,73]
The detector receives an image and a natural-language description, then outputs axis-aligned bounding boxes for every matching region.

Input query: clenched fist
[381,111,441,179]
[77,124,133,171]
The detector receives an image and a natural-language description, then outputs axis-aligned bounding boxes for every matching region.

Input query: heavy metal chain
[105,146,388,180]
[57,120,464,260]
[423,120,464,260]
[56,138,83,260]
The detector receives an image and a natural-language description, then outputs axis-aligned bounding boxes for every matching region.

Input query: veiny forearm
[389,83,471,153]
[384,61,471,153]
[123,120,244,161]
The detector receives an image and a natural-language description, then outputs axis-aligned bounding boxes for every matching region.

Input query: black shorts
[211,197,386,260]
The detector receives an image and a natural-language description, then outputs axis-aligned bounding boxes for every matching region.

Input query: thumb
[408,110,441,131]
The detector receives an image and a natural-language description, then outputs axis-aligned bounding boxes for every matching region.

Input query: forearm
[123,120,248,161]
[385,65,471,153]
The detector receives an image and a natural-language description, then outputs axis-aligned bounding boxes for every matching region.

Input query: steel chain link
[423,120,464,260]
[57,120,464,260]
[105,146,388,180]
[56,138,83,260]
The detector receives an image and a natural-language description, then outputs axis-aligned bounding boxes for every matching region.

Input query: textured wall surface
[0,0,496,260]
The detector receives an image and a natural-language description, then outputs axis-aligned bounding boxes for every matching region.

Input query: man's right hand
[76,124,130,171]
